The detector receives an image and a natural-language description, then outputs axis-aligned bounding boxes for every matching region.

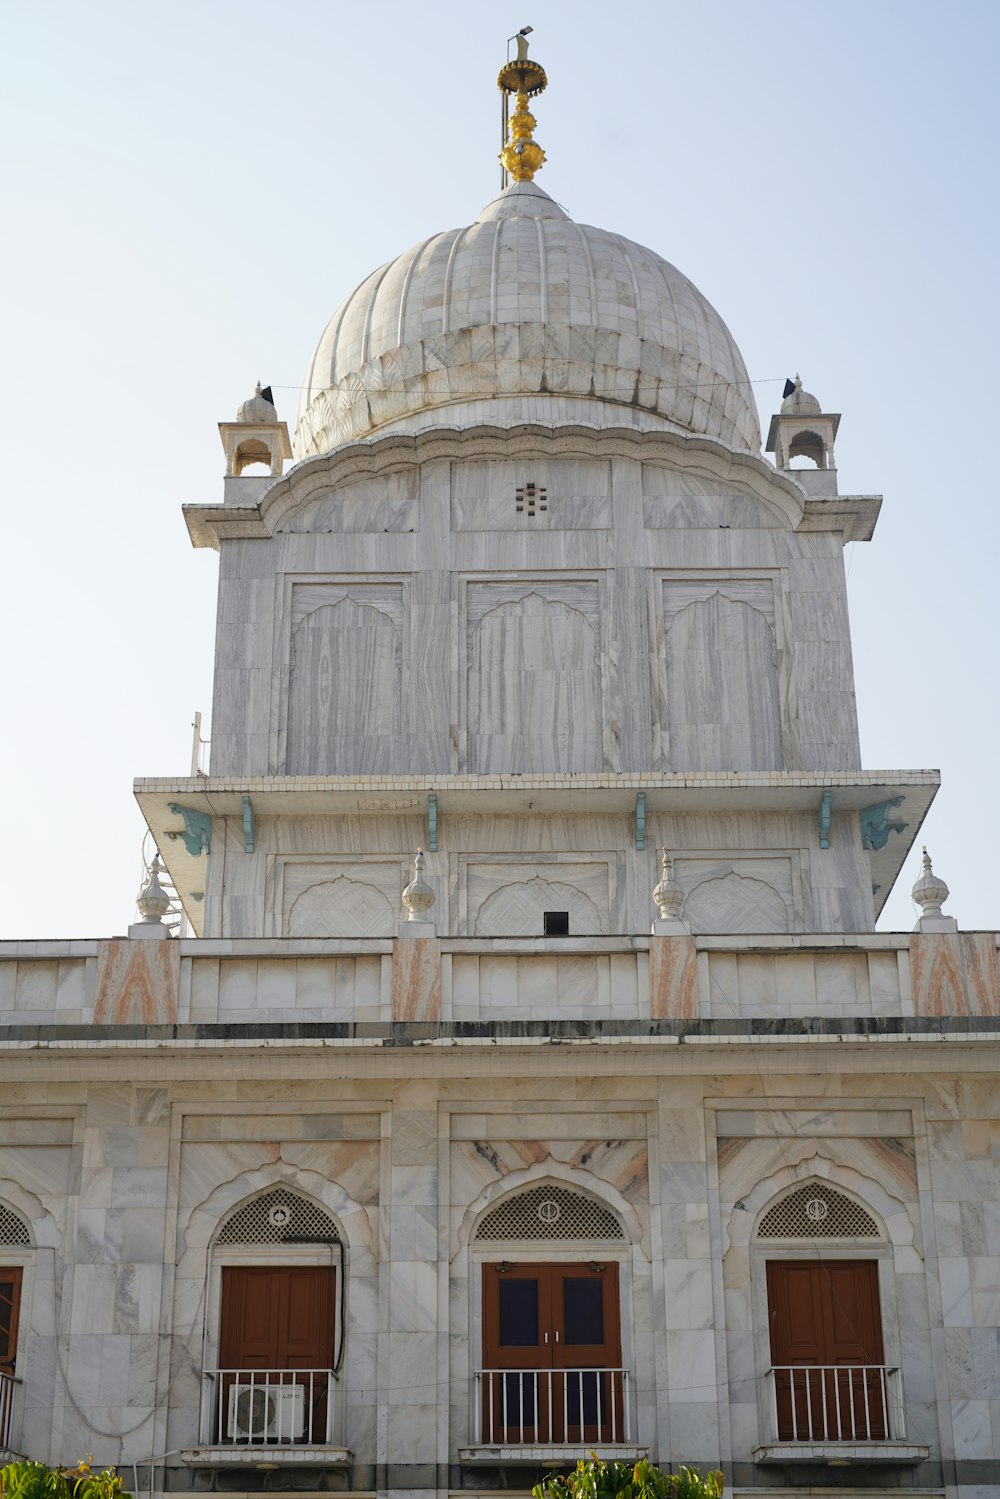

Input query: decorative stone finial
[498,33,548,183]
[652,848,685,922]
[912,846,950,919]
[136,856,171,924]
[402,849,435,922]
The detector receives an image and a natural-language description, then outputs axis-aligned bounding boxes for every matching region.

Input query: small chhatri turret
[219,381,292,478]
[498,29,548,185]
[766,374,842,497]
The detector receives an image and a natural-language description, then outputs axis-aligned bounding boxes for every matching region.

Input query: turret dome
[780,374,822,418]
[237,383,278,424]
[294,181,760,459]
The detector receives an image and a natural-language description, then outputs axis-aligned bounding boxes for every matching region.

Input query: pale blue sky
[2,0,997,936]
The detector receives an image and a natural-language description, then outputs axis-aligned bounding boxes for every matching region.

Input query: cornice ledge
[798,493,883,542]
[261,424,805,532]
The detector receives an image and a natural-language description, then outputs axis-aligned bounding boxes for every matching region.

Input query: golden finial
[498,29,548,184]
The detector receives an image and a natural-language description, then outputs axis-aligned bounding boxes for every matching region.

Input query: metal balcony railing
[0,1372,20,1455]
[202,1369,337,1446]
[767,1364,904,1443]
[474,1367,633,1446]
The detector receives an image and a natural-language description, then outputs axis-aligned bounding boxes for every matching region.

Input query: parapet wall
[1,931,997,1028]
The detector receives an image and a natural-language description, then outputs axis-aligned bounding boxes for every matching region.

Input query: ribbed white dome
[295,181,760,458]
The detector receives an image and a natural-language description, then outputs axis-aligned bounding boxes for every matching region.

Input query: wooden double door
[767,1260,887,1440]
[219,1267,334,1443]
[0,1270,22,1446]
[482,1262,622,1444]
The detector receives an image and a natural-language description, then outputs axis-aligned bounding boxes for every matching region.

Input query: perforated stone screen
[475,1186,625,1242]
[757,1184,879,1239]
[0,1205,29,1246]
[216,1188,340,1246]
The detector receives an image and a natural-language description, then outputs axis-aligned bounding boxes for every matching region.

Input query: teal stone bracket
[818,788,833,849]
[166,803,212,857]
[859,796,908,852]
[427,793,438,853]
[635,791,646,850]
[242,793,255,854]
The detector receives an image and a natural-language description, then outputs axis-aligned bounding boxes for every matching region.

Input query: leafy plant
[533,1456,724,1499]
[0,1458,131,1499]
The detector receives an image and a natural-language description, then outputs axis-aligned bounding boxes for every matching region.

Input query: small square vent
[543,911,569,936]
[515,482,547,516]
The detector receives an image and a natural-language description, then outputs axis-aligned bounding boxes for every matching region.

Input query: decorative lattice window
[0,1205,29,1246]
[216,1188,340,1246]
[515,483,547,516]
[757,1184,879,1240]
[475,1186,625,1242]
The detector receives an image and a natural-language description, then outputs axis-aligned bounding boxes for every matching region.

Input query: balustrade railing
[201,1369,336,1446]
[767,1364,903,1443]
[0,1371,20,1454]
[474,1367,632,1446]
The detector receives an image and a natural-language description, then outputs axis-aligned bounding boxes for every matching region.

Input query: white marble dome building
[0,40,997,1499]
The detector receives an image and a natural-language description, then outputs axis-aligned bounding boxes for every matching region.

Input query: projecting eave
[798,493,881,542]
[182,421,817,548]
[135,769,939,928]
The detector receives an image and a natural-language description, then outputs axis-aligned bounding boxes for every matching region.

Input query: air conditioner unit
[227,1381,305,1441]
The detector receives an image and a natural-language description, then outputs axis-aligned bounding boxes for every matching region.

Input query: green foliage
[532,1455,724,1499]
[0,1458,131,1499]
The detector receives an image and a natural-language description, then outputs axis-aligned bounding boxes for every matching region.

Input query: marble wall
[209,452,863,781]
[196,807,877,939]
[0,1061,995,1498]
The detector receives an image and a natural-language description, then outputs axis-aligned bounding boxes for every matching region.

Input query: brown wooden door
[0,1270,22,1449]
[219,1267,334,1443]
[0,1271,21,1377]
[482,1263,621,1444]
[767,1260,886,1440]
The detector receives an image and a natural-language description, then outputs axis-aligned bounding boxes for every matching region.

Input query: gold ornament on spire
[498,31,548,183]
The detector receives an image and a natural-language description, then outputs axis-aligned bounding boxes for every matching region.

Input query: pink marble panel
[910,933,1000,1016]
[391,938,441,1021]
[94,940,180,1025]
[961,933,1000,1015]
[649,935,698,1019]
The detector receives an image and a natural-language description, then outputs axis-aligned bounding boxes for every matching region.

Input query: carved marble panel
[450,457,612,531]
[673,855,796,935]
[286,583,404,773]
[467,860,611,937]
[276,469,419,533]
[661,578,782,771]
[466,581,603,772]
[282,860,402,937]
[642,465,783,530]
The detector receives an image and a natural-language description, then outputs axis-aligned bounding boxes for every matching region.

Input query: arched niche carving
[287,596,401,774]
[287,875,395,938]
[468,591,602,772]
[787,429,826,468]
[455,1163,646,1262]
[666,591,782,771]
[683,872,788,935]
[473,876,604,937]
[178,1162,376,1275]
